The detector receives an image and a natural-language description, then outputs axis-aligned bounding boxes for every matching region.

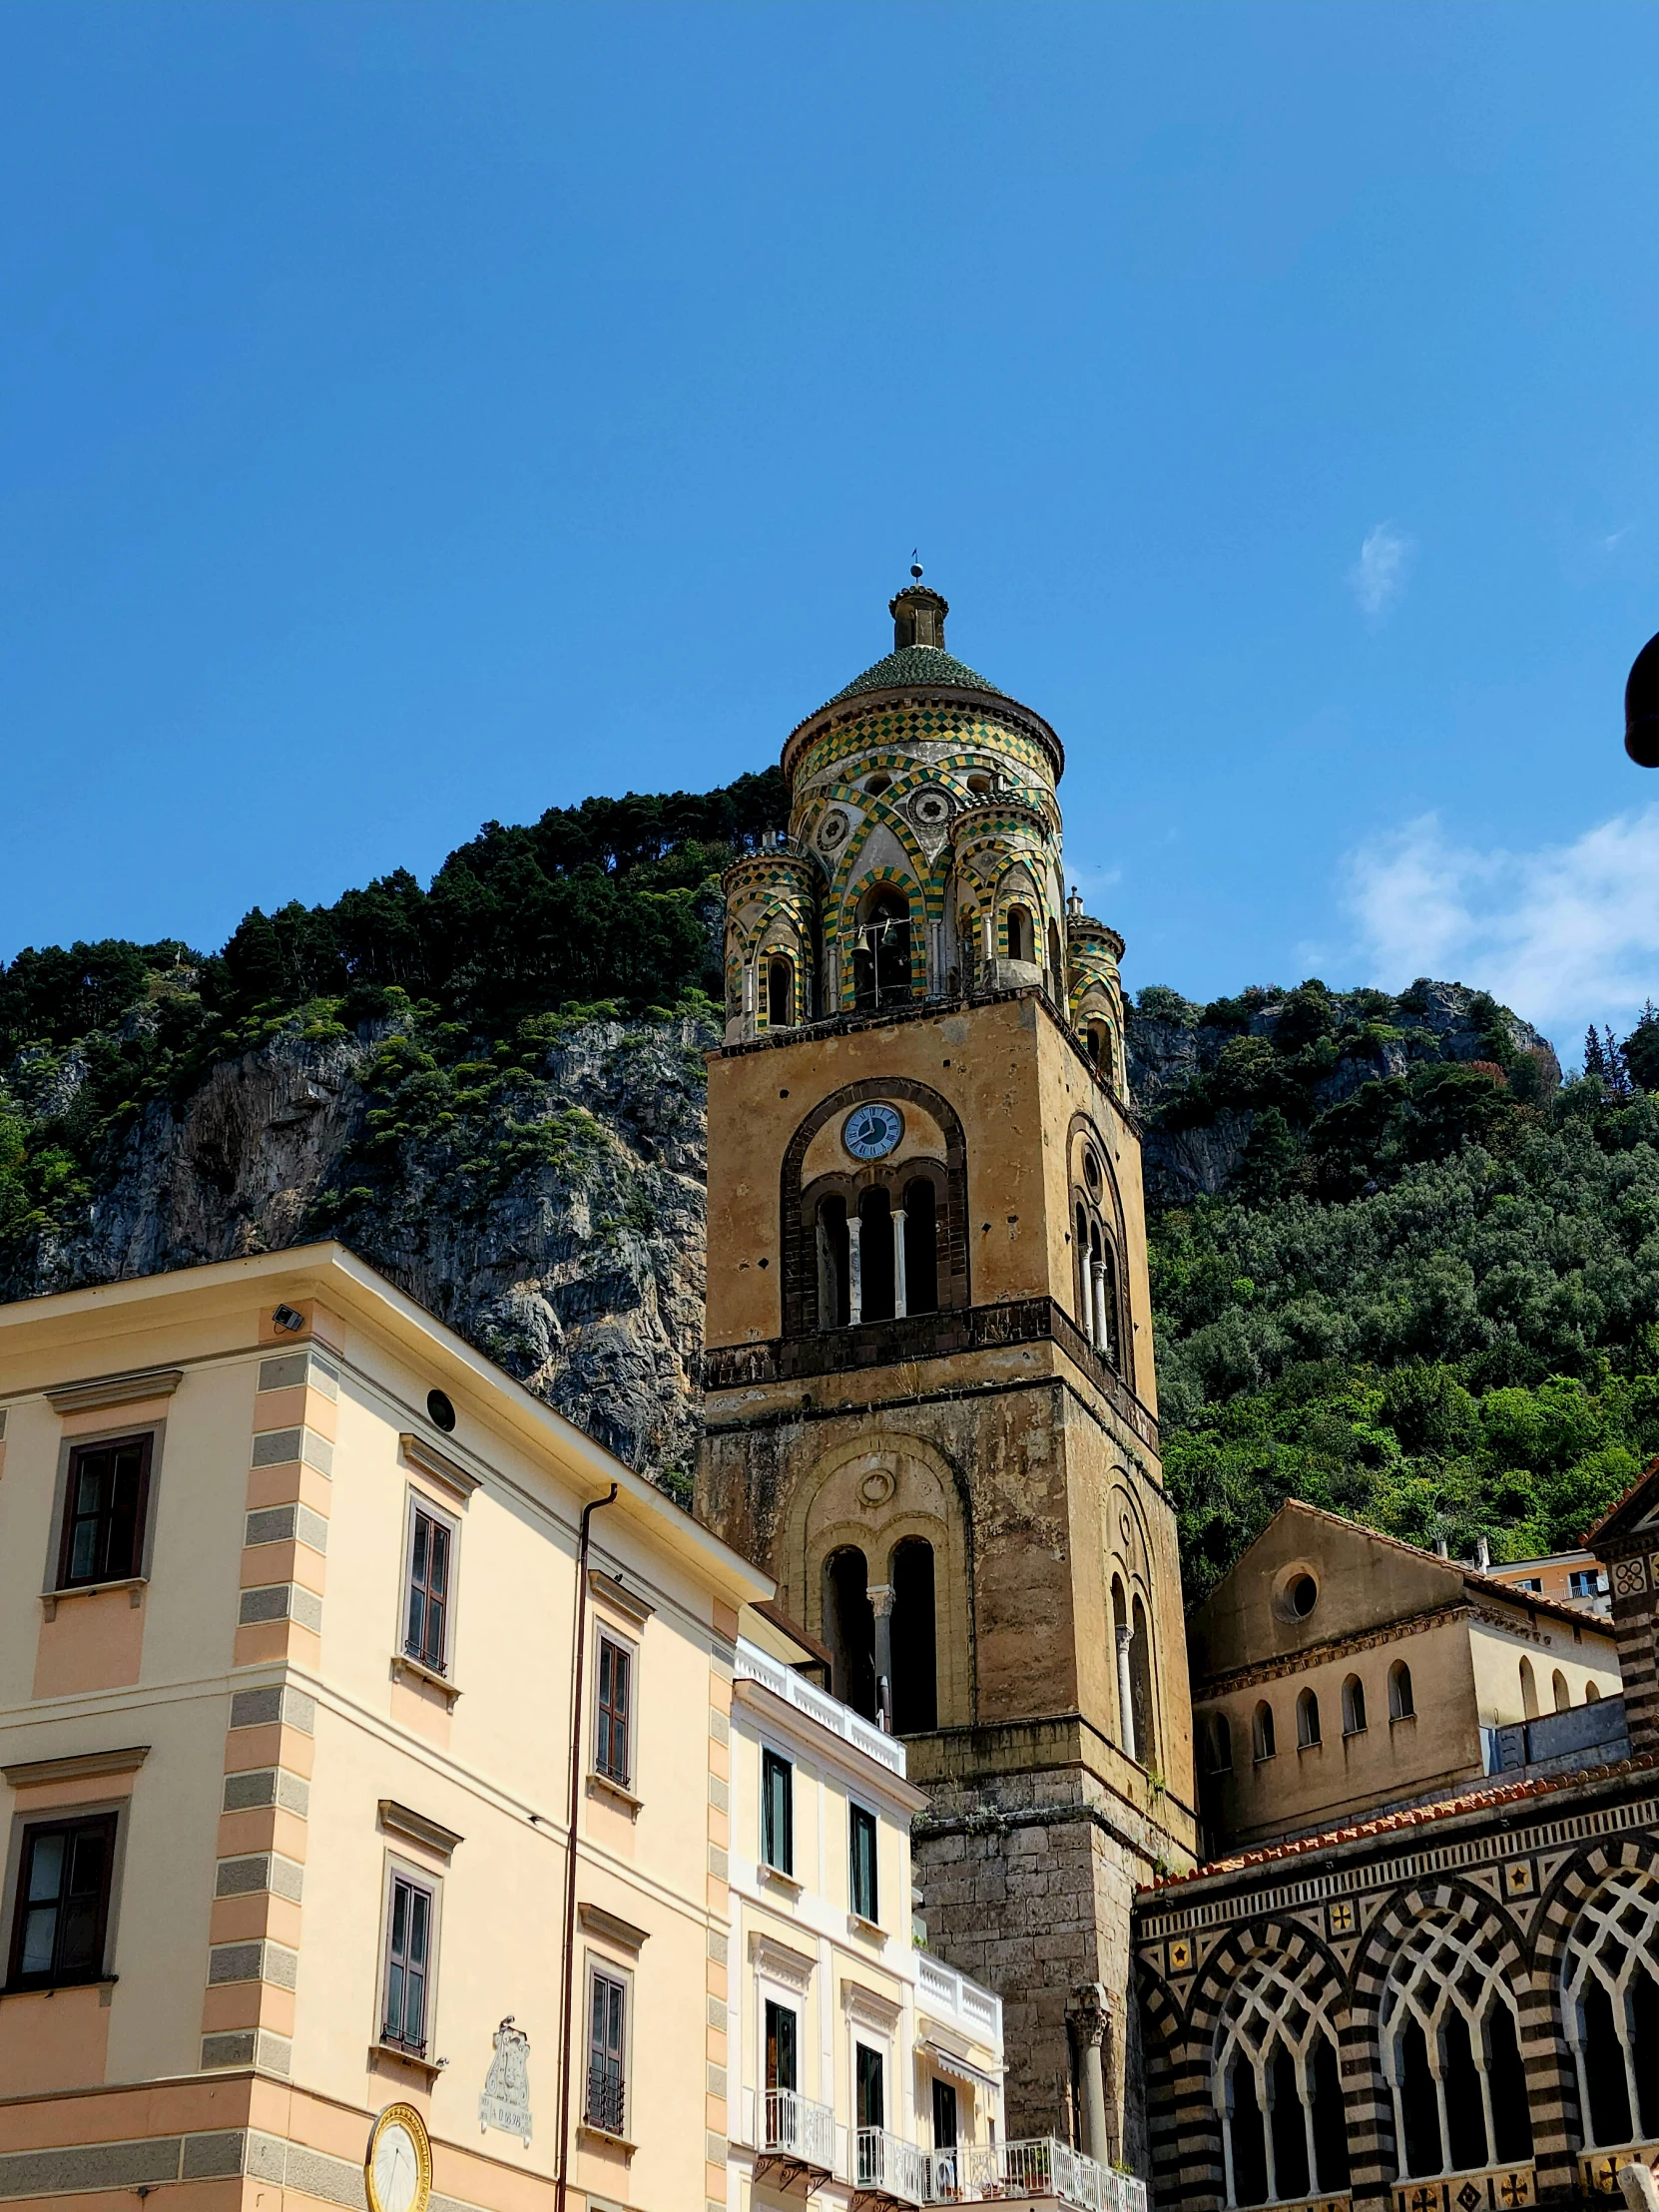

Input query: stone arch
[1534,1835,1659,2177]
[1139,1959,1217,2211]
[782,1079,968,1340]
[1107,1475,1167,1773]
[1067,1113,1134,1392]
[780,1429,974,1730]
[1349,1879,1536,2197]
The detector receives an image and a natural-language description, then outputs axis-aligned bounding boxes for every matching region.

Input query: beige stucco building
[1189,1505,1623,1856]
[0,1242,770,2212]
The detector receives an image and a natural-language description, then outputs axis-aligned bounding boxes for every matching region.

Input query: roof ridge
[1142,1749,1659,1892]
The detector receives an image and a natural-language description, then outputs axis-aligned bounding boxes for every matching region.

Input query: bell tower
[695,581,1198,2163]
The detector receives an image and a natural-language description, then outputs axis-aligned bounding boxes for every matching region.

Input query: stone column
[893,1201,908,1319]
[1064,1985,1110,2167]
[1091,1260,1108,1355]
[847,1214,862,1326]
[1115,1624,1137,1763]
[817,1216,834,1332]
[869,1582,895,1732]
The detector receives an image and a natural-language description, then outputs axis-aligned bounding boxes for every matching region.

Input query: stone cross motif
[478,2015,532,2147]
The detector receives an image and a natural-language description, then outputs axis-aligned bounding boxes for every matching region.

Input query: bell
[1626,628,1659,767]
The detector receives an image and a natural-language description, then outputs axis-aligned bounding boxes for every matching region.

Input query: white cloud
[1343,806,1659,1048]
[1348,522,1414,623]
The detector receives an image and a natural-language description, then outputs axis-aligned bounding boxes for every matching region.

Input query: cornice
[781,685,1064,790]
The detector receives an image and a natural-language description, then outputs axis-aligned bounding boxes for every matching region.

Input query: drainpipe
[554,1482,619,2212]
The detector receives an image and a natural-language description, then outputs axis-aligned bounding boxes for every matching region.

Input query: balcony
[938,2138,1150,2211]
[855,2126,932,2205]
[755,2087,837,2192]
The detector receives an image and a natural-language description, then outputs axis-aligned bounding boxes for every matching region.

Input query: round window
[1083,1151,1103,1197]
[911,789,950,827]
[427,1388,457,1434]
[819,811,849,850]
[1288,1572,1318,1618]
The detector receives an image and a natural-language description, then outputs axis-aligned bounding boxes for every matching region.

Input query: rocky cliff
[5,1007,716,1491]
[0,976,1565,1492]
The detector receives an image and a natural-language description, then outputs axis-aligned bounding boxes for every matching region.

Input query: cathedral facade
[694,582,1200,2163]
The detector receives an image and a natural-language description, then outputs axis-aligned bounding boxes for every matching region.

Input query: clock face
[843,1102,903,1160]
[366,2106,430,2212]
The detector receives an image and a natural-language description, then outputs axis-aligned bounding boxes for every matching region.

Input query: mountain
[4,780,1658,1596]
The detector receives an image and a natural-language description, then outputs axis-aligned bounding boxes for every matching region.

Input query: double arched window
[814,1176,940,1330]
[1381,1911,1532,2177]
[1214,1946,1350,2207]
[1110,1577,1158,1770]
[822,1536,938,1735]
[1074,1201,1122,1373]
[1561,1865,1659,2148]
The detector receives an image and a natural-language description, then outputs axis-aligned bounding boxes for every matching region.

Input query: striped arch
[1139,1958,1221,2212]
[1349,1878,1538,2200]
[830,863,926,1008]
[828,803,935,913]
[1184,1918,1353,2212]
[1532,1834,1659,2186]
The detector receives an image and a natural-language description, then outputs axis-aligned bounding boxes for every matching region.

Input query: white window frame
[761,1741,797,1878]
[374,1851,443,2060]
[847,1798,881,1928]
[398,1485,461,1682]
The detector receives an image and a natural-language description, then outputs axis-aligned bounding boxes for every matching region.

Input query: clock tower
[694,581,1198,2163]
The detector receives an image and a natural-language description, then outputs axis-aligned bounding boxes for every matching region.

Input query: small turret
[888,582,949,651]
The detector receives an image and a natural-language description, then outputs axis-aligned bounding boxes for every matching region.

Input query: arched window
[1561,1866,1659,2146]
[856,1186,895,1324]
[1552,1668,1571,1714]
[1005,904,1034,964]
[1297,1689,1322,1749]
[1204,1714,1234,1773]
[767,956,794,1029]
[824,1547,875,1722]
[1381,1910,1533,2177]
[1519,1657,1539,1719]
[900,1177,938,1316]
[1111,1580,1134,1760]
[1389,1661,1414,1721]
[852,888,912,1011]
[1584,1680,1601,1703]
[1342,1675,1368,1735]
[1253,1701,1276,1762]
[1131,1594,1157,1770]
[1213,1945,1349,2208]
[815,1196,850,1329]
[1047,919,1064,988]
[1086,1019,1112,1075]
[889,1537,937,1735]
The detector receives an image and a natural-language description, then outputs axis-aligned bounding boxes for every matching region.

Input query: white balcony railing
[735,1639,907,1776]
[761,2087,836,2171]
[916,1950,1005,2044]
[856,2125,931,2202]
[946,2138,1149,2212]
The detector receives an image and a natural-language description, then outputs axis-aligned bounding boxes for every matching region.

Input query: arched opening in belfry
[856,1187,895,1323]
[851,887,912,1012]
[767,956,794,1028]
[824,1546,875,1721]
[1131,1594,1157,1770]
[889,1537,938,1734]
[1047,918,1064,989]
[815,1195,850,1329]
[901,1177,938,1315]
[1005,904,1034,964]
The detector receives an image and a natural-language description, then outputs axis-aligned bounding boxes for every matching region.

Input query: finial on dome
[889,573,949,650]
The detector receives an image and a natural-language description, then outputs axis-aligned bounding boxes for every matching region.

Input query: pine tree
[1604,1027,1632,1098]
[1623,1000,1659,1095]
[1583,1025,1607,1080]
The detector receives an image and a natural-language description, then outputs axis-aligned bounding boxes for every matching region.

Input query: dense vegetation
[0,771,784,1256]
[5,761,1659,1604]
[1142,981,1659,1606]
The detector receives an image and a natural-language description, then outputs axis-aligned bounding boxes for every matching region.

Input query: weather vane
[910,549,923,581]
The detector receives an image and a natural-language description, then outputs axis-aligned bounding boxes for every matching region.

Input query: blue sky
[3,2,1658,1062]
